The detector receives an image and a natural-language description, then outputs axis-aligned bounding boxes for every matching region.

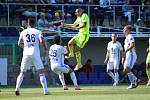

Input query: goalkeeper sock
[146,67,150,80]
[68,45,74,57]
[75,51,82,67]
[15,73,24,91]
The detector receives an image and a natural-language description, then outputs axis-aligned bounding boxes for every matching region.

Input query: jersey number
[50,50,57,57]
[26,34,35,42]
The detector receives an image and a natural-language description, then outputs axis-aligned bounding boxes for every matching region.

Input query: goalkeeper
[61,8,90,71]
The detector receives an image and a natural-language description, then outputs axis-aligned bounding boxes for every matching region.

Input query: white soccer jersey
[124,34,135,53]
[19,28,43,56]
[49,44,67,66]
[107,41,123,62]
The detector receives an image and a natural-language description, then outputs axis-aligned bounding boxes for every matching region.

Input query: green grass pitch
[0,85,150,100]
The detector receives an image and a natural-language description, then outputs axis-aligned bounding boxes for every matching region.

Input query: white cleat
[44,91,50,95]
[147,80,150,86]
[113,81,118,87]
[127,84,135,89]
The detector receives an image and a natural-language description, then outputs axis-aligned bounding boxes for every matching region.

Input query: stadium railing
[0,3,150,37]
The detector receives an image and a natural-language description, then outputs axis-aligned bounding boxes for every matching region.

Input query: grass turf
[0,85,150,100]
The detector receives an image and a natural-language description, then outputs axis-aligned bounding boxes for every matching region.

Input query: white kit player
[49,35,80,90]
[104,33,123,86]
[122,25,140,89]
[15,18,49,95]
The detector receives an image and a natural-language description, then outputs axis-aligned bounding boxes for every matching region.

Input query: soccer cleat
[127,84,136,89]
[134,79,140,88]
[113,81,118,86]
[44,91,50,95]
[75,85,81,90]
[147,80,150,86]
[15,90,20,96]
[63,85,68,90]
[74,64,82,71]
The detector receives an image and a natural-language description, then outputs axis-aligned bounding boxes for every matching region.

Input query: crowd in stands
[0,0,150,36]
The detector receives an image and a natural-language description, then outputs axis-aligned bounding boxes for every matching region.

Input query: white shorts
[107,60,119,71]
[21,55,44,72]
[124,52,137,69]
[51,64,70,75]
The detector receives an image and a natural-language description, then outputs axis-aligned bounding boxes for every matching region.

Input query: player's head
[111,33,117,42]
[28,18,36,27]
[53,35,62,44]
[123,25,132,36]
[75,8,83,17]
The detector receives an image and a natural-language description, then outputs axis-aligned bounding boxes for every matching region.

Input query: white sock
[39,73,48,92]
[114,72,119,82]
[127,72,137,84]
[70,72,78,86]
[59,73,66,86]
[108,72,115,82]
[15,73,24,91]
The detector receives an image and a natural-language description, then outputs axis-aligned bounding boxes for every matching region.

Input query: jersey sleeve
[107,42,110,51]
[81,14,87,23]
[128,35,135,44]
[73,17,79,25]
[38,30,43,39]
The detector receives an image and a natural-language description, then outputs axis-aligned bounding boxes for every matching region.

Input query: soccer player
[104,33,123,86]
[61,8,90,71]
[122,25,140,89]
[15,18,49,95]
[49,35,80,90]
[146,38,150,86]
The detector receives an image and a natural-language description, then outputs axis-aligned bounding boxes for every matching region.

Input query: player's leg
[146,54,150,86]
[107,62,115,84]
[68,67,80,90]
[68,38,76,58]
[34,56,49,95]
[146,63,150,86]
[74,33,89,71]
[124,53,139,89]
[58,73,68,90]
[74,46,82,71]
[15,55,30,96]
[113,61,119,86]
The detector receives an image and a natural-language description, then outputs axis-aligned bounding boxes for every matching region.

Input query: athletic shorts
[146,53,150,64]
[51,64,70,75]
[21,55,44,72]
[73,32,89,48]
[124,52,137,69]
[107,60,120,71]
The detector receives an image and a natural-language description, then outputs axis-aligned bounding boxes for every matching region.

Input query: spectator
[37,12,54,32]
[22,6,39,18]
[81,59,93,73]
[122,0,134,25]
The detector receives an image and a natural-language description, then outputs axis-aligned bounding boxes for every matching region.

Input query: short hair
[28,18,36,27]
[125,25,132,31]
[112,33,117,36]
[53,35,61,44]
